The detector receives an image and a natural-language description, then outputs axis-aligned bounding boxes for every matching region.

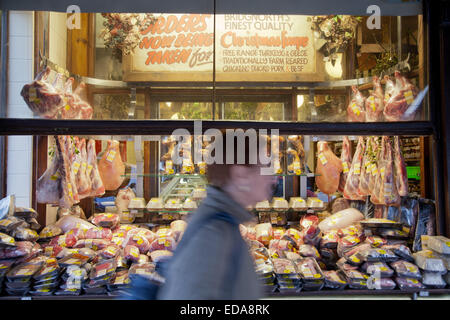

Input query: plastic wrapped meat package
[0,216,26,233]
[295,258,325,291]
[337,235,361,257]
[320,230,339,249]
[318,208,364,232]
[0,232,16,247]
[271,197,289,211]
[58,253,91,268]
[426,236,450,255]
[358,248,398,263]
[49,233,78,248]
[390,260,422,279]
[128,262,161,283]
[11,227,39,242]
[365,236,387,248]
[146,198,164,211]
[89,258,117,280]
[382,244,414,262]
[99,244,121,259]
[360,218,402,229]
[323,270,347,290]
[6,262,43,281]
[341,269,369,289]
[394,277,425,290]
[413,250,447,273]
[298,244,320,259]
[289,197,307,211]
[108,270,131,291]
[272,227,285,240]
[360,261,394,277]
[422,272,447,289]
[91,213,120,229]
[255,223,273,246]
[123,245,140,263]
[0,241,34,259]
[39,224,63,239]
[73,239,110,251]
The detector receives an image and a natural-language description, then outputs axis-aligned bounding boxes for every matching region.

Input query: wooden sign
[123,14,325,82]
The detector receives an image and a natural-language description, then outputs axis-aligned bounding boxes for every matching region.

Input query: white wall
[6,11,34,208]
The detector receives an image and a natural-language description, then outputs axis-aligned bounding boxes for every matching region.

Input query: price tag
[351,103,361,116]
[445,241,450,247]
[50,172,60,180]
[81,162,87,172]
[384,183,392,194]
[369,96,376,112]
[404,90,414,105]
[313,273,321,279]
[270,212,278,225]
[293,161,301,175]
[106,150,116,162]
[16,268,32,276]
[371,164,378,176]
[131,248,139,258]
[318,153,328,166]
[72,162,80,175]
[274,160,282,174]
[354,163,361,175]
[378,249,387,255]
[67,183,73,199]
[87,164,93,176]
[342,162,349,173]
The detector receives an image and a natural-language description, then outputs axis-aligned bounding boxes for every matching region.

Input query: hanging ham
[377,137,401,206]
[347,86,366,122]
[383,71,419,121]
[315,141,342,195]
[338,137,352,193]
[98,140,125,191]
[393,136,409,197]
[365,76,384,122]
[86,139,106,197]
[343,137,365,200]
[74,137,92,199]
[357,137,372,197]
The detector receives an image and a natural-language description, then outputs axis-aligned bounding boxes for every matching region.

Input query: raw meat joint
[343,137,365,201]
[365,76,384,122]
[347,86,366,122]
[338,137,352,193]
[383,71,419,121]
[98,140,125,191]
[315,141,342,195]
[20,67,93,120]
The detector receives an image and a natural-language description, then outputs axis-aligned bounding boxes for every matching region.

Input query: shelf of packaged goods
[1,288,449,300]
[122,173,320,178]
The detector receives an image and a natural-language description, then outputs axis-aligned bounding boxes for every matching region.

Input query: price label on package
[318,153,328,166]
[106,150,116,162]
[342,162,349,173]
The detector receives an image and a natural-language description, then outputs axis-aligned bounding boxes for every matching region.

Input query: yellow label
[351,103,360,116]
[445,241,450,247]
[65,104,71,111]
[158,238,165,245]
[380,267,388,271]
[72,162,80,175]
[342,162,349,173]
[274,160,282,174]
[365,160,371,169]
[87,164,93,176]
[378,249,386,255]
[130,248,139,258]
[351,256,360,263]
[371,164,378,176]
[106,150,116,162]
[409,279,419,284]
[318,153,328,166]
[354,163,361,175]
[313,273,321,279]
[404,90,414,105]
[81,162,87,171]
[136,238,143,245]
[50,173,59,180]
[67,183,73,199]
[164,240,171,247]
[29,86,37,99]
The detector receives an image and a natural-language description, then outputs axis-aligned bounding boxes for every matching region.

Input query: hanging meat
[383,75,396,105]
[338,137,352,193]
[86,139,106,197]
[357,137,373,197]
[377,137,401,206]
[37,136,79,208]
[315,141,342,195]
[347,86,366,122]
[115,187,136,214]
[74,137,92,199]
[365,76,384,122]
[383,71,419,121]
[367,137,379,196]
[343,136,365,200]
[98,140,125,191]
[73,82,94,120]
[60,77,81,119]
[64,136,80,203]
[20,67,62,119]
[393,136,408,197]
[370,137,386,205]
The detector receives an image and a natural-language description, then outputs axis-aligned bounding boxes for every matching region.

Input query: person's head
[206,132,277,208]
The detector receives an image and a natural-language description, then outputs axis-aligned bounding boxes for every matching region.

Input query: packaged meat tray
[255,261,274,277]
[164,198,182,211]
[358,248,399,263]
[338,225,363,238]
[182,198,198,211]
[49,234,78,248]
[84,286,108,295]
[323,270,347,290]
[433,252,450,271]
[33,264,60,281]
[336,257,359,272]
[382,244,414,262]
[138,254,149,264]
[5,279,31,289]
[58,254,91,268]
[11,227,39,242]
[367,277,397,290]
[6,262,42,280]
[284,251,302,262]
[5,287,30,296]
[0,241,34,259]
[365,236,387,248]
[341,269,369,289]
[394,277,425,290]
[0,232,16,247]
[295,257,325,283]
[0,217,25,233]
[39,224,63,239]
[337,235,361,257]
[33,280,59,290]
[54,288,81,296]
[413,250,447,273]
[0,259,15,277]
[124,245,140,263]
[255,223,273,246]
[390,260,422,279]
[91,213,120,229]
[289,197,307,211]
[14,207,38,219]
[427,236,450,255]
[361,261,394,277]
[99,244,121,259]
[149,250,173,264]
[89,259,117,280]
[255,200,271,212]
[272,258,299,279]
[359,218,403,229]
[298,245,320,259]
[377,228,409,240]
[29,288,56,296]
[422,272,447,289]
[73,239,110,251]
[83,273,115,288]
[146,198,164,211]
[271,197,289,212]
[285,228,302,242]
[320,230,339,249]
[307,197,324,209]
[170,220,187,242]
[345,253,363,266]
[148,236,176,253]
[128,262,157,280]
[108,270,131,291]
[191,188,207,201]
